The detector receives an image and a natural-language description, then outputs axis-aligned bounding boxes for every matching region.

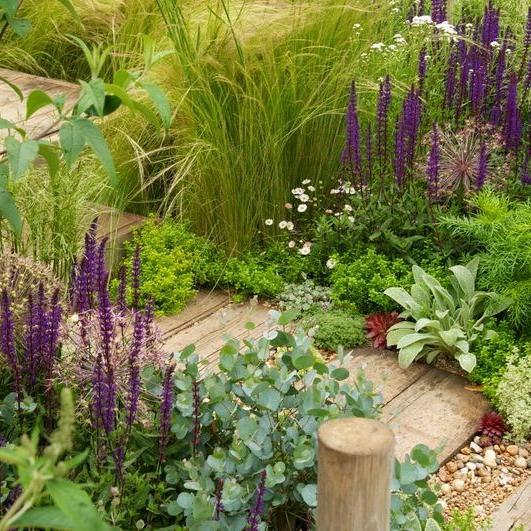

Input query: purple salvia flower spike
[131,244,141,310]
[522,147,531,185]
[504,73,522,151]
[490,36,507,125]
[365,124,373,186]
[431,0,447,24]
[342,81,361,185]
[1,290,21,407]
[476,140,488,190]
[126,311,144,430]
[159,363,175,463]
[376,75,392,170]
[246,470,267,531]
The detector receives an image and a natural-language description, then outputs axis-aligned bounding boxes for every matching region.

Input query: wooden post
[317,417,395,531]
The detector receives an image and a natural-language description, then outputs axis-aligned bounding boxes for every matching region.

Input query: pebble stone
[514,457,528,469]
[451,479,465,492]
[484,449,497,468]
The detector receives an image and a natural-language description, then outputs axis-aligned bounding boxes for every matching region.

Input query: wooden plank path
[0,68,79,149]
[491,477,531,530]
[157,295,490,462]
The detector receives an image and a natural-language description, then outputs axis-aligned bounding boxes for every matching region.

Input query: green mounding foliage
[385,257,511,373]
[440,190,531,331]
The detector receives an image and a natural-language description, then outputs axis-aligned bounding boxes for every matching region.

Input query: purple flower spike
[131,244,141,310]
[522,148,531,185]
[342,81,362,183]
[159,363,175,463]
[431,0,447,24]
[0,290,21,407]
[504,73,522,151]
[126,311,144,430]
[246,470,267,531]
[376,75,392,164]
[476,140,488,190]
[427,124,440,200]
[445,45,458,109]
[365,125,373,185]
[214,479,224,521]
[394,117,406,186]
[490,37,508,125]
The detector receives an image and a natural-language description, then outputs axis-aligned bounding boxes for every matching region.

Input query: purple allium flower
[418,48,427,93]
[126,311,144,430]
[342,81,361,182]
[445,45,458,109]
[159,363,175,463]
[214,479,224,521]
[504,73,522,151]
[246,470,267,531]
[431,0,447,24]
[376,75,392,164]
[427,124,440,200]
[1,290,21,407]
[476,140,488,189]
[131,244,141,310]
[192,380,201,452]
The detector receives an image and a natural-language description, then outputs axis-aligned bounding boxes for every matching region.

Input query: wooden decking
[156,291,490,462]
[0,68,79,149]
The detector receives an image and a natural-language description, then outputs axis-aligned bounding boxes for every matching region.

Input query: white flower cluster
[292,180,316,212]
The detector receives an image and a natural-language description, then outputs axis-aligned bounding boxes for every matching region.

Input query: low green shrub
[470,323,519,402]
[330,249,413,314]
[495,347,531,441]
[443,508,491,530]
[301,310,366,351]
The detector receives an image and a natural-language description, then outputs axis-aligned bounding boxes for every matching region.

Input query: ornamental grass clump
[385,257,511,372]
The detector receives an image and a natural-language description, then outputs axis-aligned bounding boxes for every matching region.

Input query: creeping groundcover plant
[385,258,511,372]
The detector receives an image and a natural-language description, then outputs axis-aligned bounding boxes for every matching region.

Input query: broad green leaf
[384,287,420,313]
[72,119,117,185]
[0,117,24,135]
[46,478,111,531]
[415,318,441,332]
[425,517,442,531]
[439,328,464,347]
[77,79,106,117]
[0,74,23,100]
[448,264,475,298]
[5,136,39,179]
[59,121,85,166]
[7,17,32,37]
[298,483,317,507]
[0,0,19,18]
[0,185,22,237]
[12,506,76,529]
[256,388,281,411]
[330,367,349,381]
[397,341,426,368]
[456,352,476,372]
[26,90,55,119]
[397,333,437,349]
[278,309,298,325]
[176,492,194,509]
[139,80,172,129]
[38,143,60,177]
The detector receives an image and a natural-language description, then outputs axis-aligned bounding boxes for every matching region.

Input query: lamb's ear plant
[384,258,511,372]
[0,388,110,531]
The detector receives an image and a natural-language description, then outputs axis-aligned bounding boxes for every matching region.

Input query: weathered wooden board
[0,68,79,148]
[381,367,489,461]
[490,477,531,530]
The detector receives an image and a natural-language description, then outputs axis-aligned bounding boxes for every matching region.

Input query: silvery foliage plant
[385,258,511,372]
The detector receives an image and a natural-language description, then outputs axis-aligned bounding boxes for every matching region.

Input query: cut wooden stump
[490,477,531,530]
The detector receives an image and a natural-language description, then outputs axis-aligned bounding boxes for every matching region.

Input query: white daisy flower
[278,221,288,229]
[299,194,310,202]
[292,187,304,196]
[286,222,294,231]
[288,240,296,248]
[326,258,337,269]
[265,219,274,226]
[297,204,308,213]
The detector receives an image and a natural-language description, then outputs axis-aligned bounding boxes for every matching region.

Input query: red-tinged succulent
[478,412,507,444]
[366,312,401,349]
